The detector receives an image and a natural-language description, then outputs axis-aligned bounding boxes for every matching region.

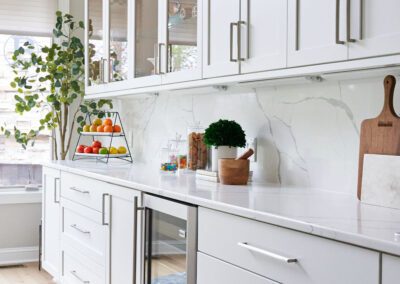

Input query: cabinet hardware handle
[99,57,107,84]
[69,187,89,194]
[109,58,114,82]
[133,196,144,284]
[102,193,110,225]
[335,0,345,44]
[230,22,238,62]
[54,177,60,204]
[70,224,90,235]
[70,270,90,283]
[237,21,247,61]
[346,0,356,42]
[207,0,211,65]
[237,242,298,263]
[359,0,363,40]
[295,0,300,50]
[158,43,165,74]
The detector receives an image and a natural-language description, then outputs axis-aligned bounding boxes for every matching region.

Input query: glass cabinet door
[109,0,128,82]
[135,0,159,78]
[165,0,199,74]
[144,210,188,284]
[87,0,105,86]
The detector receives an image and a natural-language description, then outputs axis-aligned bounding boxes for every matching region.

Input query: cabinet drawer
[61,199,106,265]
[382,254,400,284]
[63,248,105,284]
[198,208,379,284]
[197,252,278,284]
[61,172,109,212]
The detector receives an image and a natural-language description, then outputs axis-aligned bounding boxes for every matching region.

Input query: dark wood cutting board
[357,75,400,199]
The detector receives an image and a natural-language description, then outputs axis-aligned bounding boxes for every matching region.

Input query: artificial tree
[1,11,111,160]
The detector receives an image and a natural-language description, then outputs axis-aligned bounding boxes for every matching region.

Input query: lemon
[109,147,118,154]
[93,118,102,126]
[118,146,127,154]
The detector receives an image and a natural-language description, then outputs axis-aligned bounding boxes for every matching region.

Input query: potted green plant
[204,119,246,171]
[0,11,111,160]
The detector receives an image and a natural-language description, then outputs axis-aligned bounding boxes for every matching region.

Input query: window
[0,34,52,163]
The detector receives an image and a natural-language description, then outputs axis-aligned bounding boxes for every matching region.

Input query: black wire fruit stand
[72,112,133,163]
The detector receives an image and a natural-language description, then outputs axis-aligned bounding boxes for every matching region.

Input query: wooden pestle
[236,149,254,160]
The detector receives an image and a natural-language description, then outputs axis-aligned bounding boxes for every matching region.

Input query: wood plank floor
[0,263,53,284]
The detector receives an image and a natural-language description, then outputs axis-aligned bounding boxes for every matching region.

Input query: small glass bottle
[187,122,207,170]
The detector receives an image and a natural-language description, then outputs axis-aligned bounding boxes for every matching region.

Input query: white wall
[116,75,400,195]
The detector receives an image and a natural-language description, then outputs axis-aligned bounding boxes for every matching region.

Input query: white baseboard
[0,246,39,266]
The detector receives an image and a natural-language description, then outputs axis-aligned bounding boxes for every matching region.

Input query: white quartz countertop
[44,160,400,256]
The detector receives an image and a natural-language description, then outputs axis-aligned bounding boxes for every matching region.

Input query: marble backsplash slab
[116,76,400,195]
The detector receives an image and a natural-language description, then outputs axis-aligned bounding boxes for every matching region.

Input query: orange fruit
[89,124,97,132]
[97,125,104,132]
[103,118,113,126]
[113,125,121,132]
[104,125,113,132]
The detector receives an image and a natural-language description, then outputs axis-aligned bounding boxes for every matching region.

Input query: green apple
[99,147,108,155]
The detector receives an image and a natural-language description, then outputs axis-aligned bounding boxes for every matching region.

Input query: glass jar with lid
[187,122,207,170]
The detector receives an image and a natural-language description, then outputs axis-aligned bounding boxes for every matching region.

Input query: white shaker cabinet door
[348,0,400,59]
[107,187,142,284]
[240,0,287,74]
[382,254,400,284]
[287,0,348,67]
[203,0,240,78]
[42,167,61,281]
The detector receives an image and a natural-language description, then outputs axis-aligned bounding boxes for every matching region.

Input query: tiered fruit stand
[72,112,133,163]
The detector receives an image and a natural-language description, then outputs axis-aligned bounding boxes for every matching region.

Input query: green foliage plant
[204,119,246,148]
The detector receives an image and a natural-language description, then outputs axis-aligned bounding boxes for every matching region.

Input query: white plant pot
[211,146,237,172]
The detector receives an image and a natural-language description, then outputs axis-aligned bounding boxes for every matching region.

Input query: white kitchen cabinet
[42,167,61,281]
[240,0,287,74]
[107,186,141,284]
[203,0,240,78]
[198,207,380,284]
[382,254,400,284]
[287,0,348,67]
[85,0,130,94]
[348,0,400,59]
[203,0,286,78]
[198,252,279,284]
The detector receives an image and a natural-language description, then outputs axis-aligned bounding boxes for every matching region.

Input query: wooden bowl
[218,158,250,185]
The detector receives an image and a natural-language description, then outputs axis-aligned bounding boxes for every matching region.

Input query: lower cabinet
[198,207,380,284]
[42,170,141,284]
[382,254,400,284]
[42,167,61,281]
[197,252,278,284]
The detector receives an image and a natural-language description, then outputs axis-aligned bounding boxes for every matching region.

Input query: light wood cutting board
[357,75,400,200]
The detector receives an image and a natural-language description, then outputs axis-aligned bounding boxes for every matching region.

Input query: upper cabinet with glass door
[85,0,129,94]
[134,0,202,86]
[161,0,202,84]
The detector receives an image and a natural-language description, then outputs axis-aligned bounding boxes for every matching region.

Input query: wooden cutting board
[357,75,400,199]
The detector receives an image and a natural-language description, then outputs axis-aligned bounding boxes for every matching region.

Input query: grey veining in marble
[44,160,400,256]
[115,76,400,195]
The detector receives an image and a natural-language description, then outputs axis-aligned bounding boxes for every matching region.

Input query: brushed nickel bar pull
[70,270,90,283]
[237,21,247,61]
[70,224,90,235]
[109,58,114,82]
[99,57,107,83]
[295,0,300,50]
[207,0,211,65]
[336,0,345,44]
[158,43,165,74]
[54,177,60,204]
[69,186,89,194]
[346,0,356,42]
[359,0,363,40]
[133,196,144,284]
[102,193,109,226]
[238,242,298,263]
[230,22,238,62]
